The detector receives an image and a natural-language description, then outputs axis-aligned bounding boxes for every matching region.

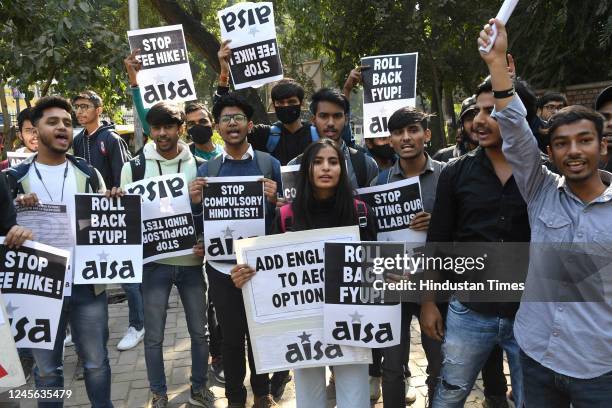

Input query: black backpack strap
[85,165,100,193]
[3,171,23,198]
[349,148,368,188]
[129,151,147,182]
[254,150,274,179]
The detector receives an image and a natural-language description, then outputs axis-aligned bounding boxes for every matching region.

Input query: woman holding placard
[231,139,377,408]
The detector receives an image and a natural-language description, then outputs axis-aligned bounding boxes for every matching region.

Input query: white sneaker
[405,376,417,404]
[369,376,382,401]
[117,326,145,351]
[64,333,74,347]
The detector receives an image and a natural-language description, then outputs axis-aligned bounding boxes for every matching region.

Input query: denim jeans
[121,283,144,331]
[31,285,112,408]
[206,264,289,404]
[433,299,523,408]
[142,263,208,395]
[520,349,612,407]
[295,364,369,408]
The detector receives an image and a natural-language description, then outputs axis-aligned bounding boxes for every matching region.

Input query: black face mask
[188,125,213,144]
[369,144,395,160]
[275,104,301,124]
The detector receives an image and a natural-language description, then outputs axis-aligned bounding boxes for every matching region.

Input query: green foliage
[0,0,129,116]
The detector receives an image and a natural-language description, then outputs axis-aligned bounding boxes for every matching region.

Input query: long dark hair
[292,139,356,230]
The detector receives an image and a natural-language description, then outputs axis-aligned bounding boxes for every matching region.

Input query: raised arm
[479,19,552,203]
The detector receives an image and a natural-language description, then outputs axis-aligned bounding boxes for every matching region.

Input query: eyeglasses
[73,104,95,111]
[543,104,564,111]
[219,114,247,124]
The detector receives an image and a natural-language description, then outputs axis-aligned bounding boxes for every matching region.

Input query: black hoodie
[73,121,131,188]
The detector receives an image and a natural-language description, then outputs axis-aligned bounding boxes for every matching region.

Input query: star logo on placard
[97,251,109,262]
[159,197,174,213]
[349,310,364,323]
[153,74,165,84]
[223,226,235,238]
[5,301,19,318]
[298,331,312,344]
[378,106,387,116]
[248,26,260,37]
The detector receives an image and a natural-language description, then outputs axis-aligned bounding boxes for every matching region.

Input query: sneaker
[252,394,278,408]
[150,393,168,408]
[117,326,145,351]
[482,395,510,408]
[209,355,225,384]
[64,333,74,347]
[73,357,84,381]
[369,376,381,401]
[19,356,34,382]
[271,374,291,402]
[405,377,417,404]
[189,386,215,407]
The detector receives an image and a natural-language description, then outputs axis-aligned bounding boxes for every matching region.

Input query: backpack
[265,121,320,153]
[203,150,274,179]
[5,155,100,197]
[279,199,368,232]
[129,151,205,182]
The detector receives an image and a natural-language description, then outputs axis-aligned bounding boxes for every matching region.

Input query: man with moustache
[433,96,479,162]
[421,77,537,408]
[5,96,118,408]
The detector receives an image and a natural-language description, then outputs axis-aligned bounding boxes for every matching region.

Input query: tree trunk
[0,82,13,152]
[149,0,269,124]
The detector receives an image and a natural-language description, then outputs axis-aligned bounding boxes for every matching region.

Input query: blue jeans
[521,349,612,407]
[121,283,144,330]
[142,263,208,395]
[433,299,523,408]
[31,285,112,408]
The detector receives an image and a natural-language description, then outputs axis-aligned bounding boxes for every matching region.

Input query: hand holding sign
[4,226,33,249]
[189,177,208,205]
[260,177,277,203]
[15,193,40,207]
[409,211,431,232]
[231,263,256,288]
[218,39,233,77]
[124,49,143,87]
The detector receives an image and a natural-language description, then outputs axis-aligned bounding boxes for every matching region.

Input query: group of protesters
[1,18,611,408]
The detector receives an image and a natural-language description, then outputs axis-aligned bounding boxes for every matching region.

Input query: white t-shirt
[28,161,78,295]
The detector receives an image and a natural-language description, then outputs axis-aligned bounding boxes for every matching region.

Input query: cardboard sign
[74,194,143,284]
[357,177,426,242]
[361,53,418,138]
[0,291,26,391]
[7,152,33,168]
[125,174,197,263]
[236,226,372,373]
[16,203,74,296]
[202,176,265,262]
[0,239,69,349]
[280,165,300,201]
[324,242,403,348]
[128,24,197,108]
[218,2,283,89]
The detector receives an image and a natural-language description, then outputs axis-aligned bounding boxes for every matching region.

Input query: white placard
[218,2,283,89]
[361,53,418,138]
[7,152,34,168]
[202,176,265,263]
[236,227,372,374]
[357,177,426,242]
[74,194,143,284]
[125,174,197,263]
[0,291,26,391]
[128,24,197,108]
[0,239,69,349]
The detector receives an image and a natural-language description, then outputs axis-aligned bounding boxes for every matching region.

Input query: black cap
[459,95,477,121]
[595,86,612,111]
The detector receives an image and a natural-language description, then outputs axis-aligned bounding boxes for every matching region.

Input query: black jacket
[0,173,17,234]
[73,121,131,188]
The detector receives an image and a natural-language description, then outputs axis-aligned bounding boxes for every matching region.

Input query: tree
[147,0,270,123]
[0,0,128,118]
